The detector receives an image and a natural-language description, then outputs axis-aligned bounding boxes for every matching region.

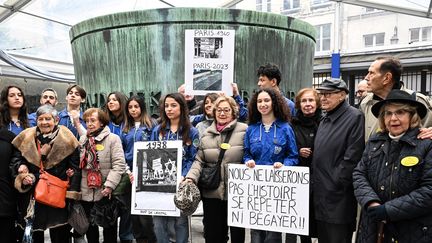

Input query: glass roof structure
[0,0,430,79]
[0,0,232,63]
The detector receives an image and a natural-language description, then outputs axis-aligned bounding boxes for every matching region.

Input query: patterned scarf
[80,128,103,171]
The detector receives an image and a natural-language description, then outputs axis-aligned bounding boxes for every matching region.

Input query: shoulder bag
[198,129,233,190]
[34,141,69,208]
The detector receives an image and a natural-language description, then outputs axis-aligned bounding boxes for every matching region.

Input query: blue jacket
[108,121,124,137]
[8,121,24,135]
[150,123,199,176]
[243,120,298,166]
[284,97,296,117]
[28,112,37,127]
[58,108,85,138]
[121,124,152,168]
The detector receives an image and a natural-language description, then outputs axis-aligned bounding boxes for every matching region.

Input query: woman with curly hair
[243,88,298,243]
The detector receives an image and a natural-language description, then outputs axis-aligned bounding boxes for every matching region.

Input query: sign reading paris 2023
[184,29,235,96]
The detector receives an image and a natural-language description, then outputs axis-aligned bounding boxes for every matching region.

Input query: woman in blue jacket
[105,91,128,136]
[151,93,199,243]
[244,88,298,243]
[122,95,157,243]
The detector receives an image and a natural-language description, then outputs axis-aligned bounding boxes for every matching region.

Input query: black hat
[316,78,349,93]
[371,90,427,118]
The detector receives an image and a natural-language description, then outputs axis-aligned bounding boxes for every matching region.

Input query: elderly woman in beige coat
[185,96,247,243]
[77,108,126,243]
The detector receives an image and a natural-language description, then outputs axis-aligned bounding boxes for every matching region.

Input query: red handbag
[87,170,102,189]
[34,141,69,208]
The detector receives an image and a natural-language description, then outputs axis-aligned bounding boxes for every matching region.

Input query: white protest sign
[131,140,183,217]
[184,29,235,96]
[227,164,310,235]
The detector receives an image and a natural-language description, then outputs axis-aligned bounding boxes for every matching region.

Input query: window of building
[364,33,385,47]
[365,7,375,12]
[311,0,329,5]
[410,27,432,43]
[256,0,262,11]
[315,24,331,52]
[256,0,272,12]
[283,0,300,10]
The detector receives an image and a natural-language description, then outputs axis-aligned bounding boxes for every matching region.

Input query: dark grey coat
[312,101,365,225]
[353,128,432,243]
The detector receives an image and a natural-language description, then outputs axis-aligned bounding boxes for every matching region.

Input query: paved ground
[44,215,321,242]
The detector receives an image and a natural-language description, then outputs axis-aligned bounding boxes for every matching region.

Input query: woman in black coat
[353,90,432,243]
[0,127,20,243]
[11,105,81,243]
[289,88,321,243]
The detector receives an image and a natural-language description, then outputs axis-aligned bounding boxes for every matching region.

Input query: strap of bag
[216,128,234,167]
[37,140,45,171]
[36,140,69,182]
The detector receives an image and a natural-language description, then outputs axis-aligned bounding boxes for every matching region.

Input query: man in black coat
[312,78,365,243]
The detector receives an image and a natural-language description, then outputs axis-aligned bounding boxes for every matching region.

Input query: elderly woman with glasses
[11,104,81,243]
[185,95,247,243]
[353,89,432,243]
[312,78,365,243]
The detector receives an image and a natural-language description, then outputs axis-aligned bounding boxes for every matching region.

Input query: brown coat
[79,126,126,202]
[186,120,247,200]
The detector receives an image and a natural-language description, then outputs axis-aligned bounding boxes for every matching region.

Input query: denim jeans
[119,193,134,240]
[250,229,282,243]
[153,215,189,243]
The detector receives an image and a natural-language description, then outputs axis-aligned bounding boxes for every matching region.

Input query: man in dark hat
[312,78,365,243]
[360,56,432,141]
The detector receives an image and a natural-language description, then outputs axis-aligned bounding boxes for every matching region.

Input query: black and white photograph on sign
[194,37,223,59]
[131,141,182,217]
[193,69,222,91]
[185,29,235,96]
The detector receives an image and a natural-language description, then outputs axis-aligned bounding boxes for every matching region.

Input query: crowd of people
[1,56,432,243]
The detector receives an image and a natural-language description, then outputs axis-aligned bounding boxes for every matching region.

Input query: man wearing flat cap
[312,78,365,243]
[360,56,432,141]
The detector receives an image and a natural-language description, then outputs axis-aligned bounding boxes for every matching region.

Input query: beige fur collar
[12,126,79,169]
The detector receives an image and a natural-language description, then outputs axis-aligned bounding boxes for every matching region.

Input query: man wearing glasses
[28,88,58,127]
[359,56,432,141]
[355,80,368,108]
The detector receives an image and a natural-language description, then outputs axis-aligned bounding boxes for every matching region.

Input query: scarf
[36,125,59,161]
[80,127,104,171]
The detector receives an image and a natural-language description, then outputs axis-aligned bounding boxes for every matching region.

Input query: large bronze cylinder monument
[70,8,316,113]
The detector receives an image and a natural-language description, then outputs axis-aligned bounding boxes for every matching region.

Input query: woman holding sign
[122,95,157,243]
[151,93,199,243]
[185,95,247,243]
[243,88,298,243]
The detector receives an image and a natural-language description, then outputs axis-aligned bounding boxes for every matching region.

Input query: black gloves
[368,205,387,222]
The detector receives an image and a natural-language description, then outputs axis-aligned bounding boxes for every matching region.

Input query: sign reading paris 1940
[131,140,183,217]
[227,164,310,235]
[184,29,235,96]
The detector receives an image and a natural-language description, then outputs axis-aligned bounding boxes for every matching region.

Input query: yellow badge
[401,156,419,167]
[95,144,105,151]
[220,143,231,150]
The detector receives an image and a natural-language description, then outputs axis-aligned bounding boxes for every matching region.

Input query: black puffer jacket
[353,128,432,243]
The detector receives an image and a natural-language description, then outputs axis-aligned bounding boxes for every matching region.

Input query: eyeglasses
[216,108,231,114]
[383,109,410,119]
[318,91,340,98]
[356,90,366,95]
